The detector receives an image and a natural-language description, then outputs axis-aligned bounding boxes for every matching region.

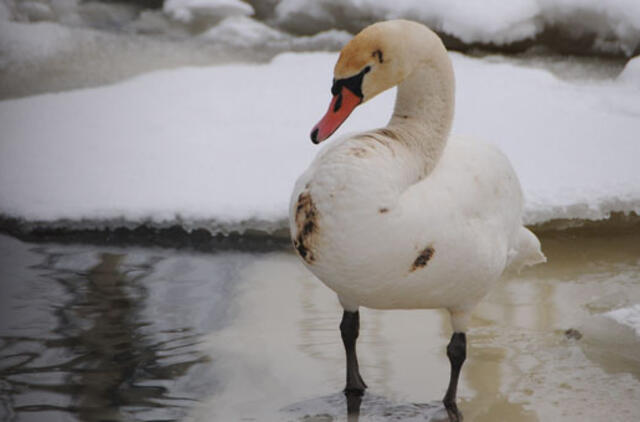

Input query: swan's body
[289,20,544,420]
[292,135,541,316]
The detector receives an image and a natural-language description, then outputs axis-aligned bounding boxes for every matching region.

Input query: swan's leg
[340,310,367,395]
[443,332,466,422]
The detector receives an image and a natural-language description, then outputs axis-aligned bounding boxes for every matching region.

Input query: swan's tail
[506,226,546,273]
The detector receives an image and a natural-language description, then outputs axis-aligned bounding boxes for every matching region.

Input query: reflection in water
[282,234,640,421]
[346,392,362,420]
[66,253,205,421]
[2,250,204,421]
[1,234,640,421]
[0,236,247,421]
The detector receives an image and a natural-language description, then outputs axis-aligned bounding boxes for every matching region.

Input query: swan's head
[311,20,426,144]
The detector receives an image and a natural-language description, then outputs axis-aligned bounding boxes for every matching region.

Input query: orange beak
[310,86,362,144]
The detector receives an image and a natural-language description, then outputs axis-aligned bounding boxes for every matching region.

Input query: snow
[3,1,639,56]
[0,52,639,235]
[15,1,56,21]
[452,54,640,225]
[200,15,289,45]
[618,55,640,86]
[4,1,638,99]
[164,0,254,23]
[198,15,350,50]
[605,305,640,338]
[275,0,640,56]
[581,304,640,362]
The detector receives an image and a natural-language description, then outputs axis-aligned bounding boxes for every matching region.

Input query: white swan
[289,20,545,420]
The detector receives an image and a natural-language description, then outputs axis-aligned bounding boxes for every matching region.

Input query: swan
[289,20,545,420]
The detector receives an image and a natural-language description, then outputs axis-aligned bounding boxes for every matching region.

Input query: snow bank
[274,0,640,56]
[1,52,639,236]
[198,15,350,50]
[200,15,288,45]
[4,0,639,57]
[164,0,253,24]
[618,55,640,86]
[452,54,640,225]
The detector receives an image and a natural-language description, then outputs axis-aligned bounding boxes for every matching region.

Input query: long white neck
[386,45,455,176]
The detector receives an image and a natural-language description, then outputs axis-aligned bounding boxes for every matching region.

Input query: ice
[451,54,640,225]
[0,21,178,98]
[605,305,640,338]
[74,2,139,30]
[274,0,640,56]
[618,55,640,86]
[5,0,81,25]
[579,305,640,366]
[0,52,638,236]
[199,15,288,46]
[0,19,268,99]
[3,0,639,58]
[199,15,350,50]
[431,0,541,45]
[4,1,637,100]
[15,1,56,21]
[163,0,254,24]
[0,15,350,99]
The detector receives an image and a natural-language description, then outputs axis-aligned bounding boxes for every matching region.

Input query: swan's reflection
[0,244,216,421]
[346,391,362,420]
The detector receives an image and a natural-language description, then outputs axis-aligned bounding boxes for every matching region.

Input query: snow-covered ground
[1,52,639,235]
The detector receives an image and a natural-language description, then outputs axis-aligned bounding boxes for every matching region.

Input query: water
[1,233,639,421]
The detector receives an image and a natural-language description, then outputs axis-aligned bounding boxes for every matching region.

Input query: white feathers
[290,21,545,316]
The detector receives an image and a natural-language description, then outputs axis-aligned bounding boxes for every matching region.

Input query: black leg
[340,310,367,396]
[443,332,466,422]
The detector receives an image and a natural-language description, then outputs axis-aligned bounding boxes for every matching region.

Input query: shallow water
[0,233,639,421]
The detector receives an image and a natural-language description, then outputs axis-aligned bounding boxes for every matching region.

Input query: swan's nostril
[311,128,319,144]
[333,93,343,112]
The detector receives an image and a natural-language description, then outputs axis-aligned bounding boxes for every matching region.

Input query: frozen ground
[1,52,639,236]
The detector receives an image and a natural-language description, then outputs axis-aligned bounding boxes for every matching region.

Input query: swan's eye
[372,49,383,63]
[364,65,371,73]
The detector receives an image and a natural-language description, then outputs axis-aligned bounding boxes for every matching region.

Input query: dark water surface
[0,234,253,421]
[1,233,640,422]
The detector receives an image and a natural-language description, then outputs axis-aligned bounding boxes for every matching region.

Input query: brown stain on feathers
[410,246,435,271]
[293,191,318,264]
[359,132,395,156]
[348,146,369,157]
[372,128,399,141]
